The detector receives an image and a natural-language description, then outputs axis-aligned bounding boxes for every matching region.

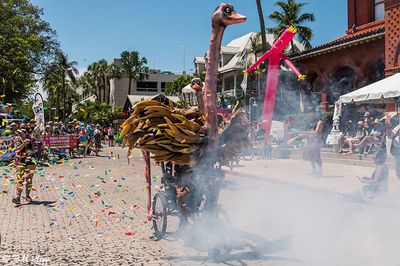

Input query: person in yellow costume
[11,129,37,204]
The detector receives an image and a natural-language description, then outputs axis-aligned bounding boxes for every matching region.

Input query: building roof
[219,32,259,73]
[221,46,240,54]
[218,32,305,74]
[126,94,181,107]
[339,73,400,104]
[292,23,385,60]
[194,56,206,64]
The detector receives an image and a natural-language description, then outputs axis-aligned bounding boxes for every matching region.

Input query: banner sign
[32,93,45,132]
[44,135,78,149]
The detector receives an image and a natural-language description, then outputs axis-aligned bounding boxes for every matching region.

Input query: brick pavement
[224,158,400,196]
[0,147,175,265]
[2,148,398,265]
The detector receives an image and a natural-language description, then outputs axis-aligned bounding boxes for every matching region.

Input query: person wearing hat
[364,111,372,124]
[338,120,355,153]
[45,124,52,136]
[343,121,366,154]
[357,118,382,155]
[9,122,18,136]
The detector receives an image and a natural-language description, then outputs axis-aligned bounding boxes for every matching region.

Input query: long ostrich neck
[204,24,225,152]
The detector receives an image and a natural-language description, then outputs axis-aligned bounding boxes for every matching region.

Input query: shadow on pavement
[161,212,299,265]
[14,200,57,207]
[321,175,345,179]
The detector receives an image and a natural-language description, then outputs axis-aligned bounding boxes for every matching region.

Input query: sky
[31,0,348,74]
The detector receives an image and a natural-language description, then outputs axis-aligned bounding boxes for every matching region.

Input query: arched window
[368,59,385,84]
[328,67,356,103]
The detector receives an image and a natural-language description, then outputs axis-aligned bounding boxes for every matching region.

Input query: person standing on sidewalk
[386,114,400,180]
[108,124,115,147]
[305,108,324,177]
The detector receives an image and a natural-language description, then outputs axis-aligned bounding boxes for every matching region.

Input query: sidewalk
[223,159,400,197]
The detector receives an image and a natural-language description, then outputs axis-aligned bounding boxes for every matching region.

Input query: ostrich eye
[225,7,232,14]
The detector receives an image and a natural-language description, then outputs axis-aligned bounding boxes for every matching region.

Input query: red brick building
[292,0,400,111]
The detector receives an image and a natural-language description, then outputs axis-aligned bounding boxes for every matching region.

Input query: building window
[137,81,158,92]
[161,82,167,92]
[374,0,384,21]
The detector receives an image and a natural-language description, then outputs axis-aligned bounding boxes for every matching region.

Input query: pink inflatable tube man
[245,26,305,146]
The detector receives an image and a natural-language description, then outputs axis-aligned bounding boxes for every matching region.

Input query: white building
[194,32,305,98]
[76,59,180,110]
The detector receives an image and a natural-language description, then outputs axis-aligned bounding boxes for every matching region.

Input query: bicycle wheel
[360,185,375,203]
[152,193,168,238]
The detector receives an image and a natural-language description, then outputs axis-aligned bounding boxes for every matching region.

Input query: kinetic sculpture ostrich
[136,3,246,220]
[203,3,246,162]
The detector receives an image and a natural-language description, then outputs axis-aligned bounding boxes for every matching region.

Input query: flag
[299,93,304,113]
[241,74,248,93]
[240,54,248,93]
[32,93,45,132]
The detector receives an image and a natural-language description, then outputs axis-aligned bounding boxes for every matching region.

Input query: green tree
[93,59,108,102]
[65,81,79,116]
[43,51,78,120]
[78,71,100,103]
[120,51,149,95]
[73,101,114,126]
[0,0,58,103]
[43,64,62,110]
[165,75,192,95]
[268,0,315,52]
[256,0,268,52]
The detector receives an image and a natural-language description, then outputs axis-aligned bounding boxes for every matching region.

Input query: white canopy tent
[327,73,400,145]
[339,73,400,104]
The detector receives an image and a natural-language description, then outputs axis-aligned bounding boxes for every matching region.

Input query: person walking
[78,127,88,158]
[93,125,102,156]
[12,129,37,204]
[108,124,115,147]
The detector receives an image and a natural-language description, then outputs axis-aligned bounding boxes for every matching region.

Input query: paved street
[1,147,400,265]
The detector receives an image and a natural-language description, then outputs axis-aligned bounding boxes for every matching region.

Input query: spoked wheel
[360,185,375,203]
[152,193,168,238]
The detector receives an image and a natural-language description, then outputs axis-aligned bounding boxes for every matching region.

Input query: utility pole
[181,45,186,76]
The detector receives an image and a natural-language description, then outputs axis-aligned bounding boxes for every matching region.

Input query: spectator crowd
[0,118,120,164]
[337,111,385,155]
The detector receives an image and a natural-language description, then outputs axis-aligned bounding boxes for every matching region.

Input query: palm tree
[97,59,108,102]
[64,80,79,115]
[268,0,315,53]
[120,51,150,95]
[43,65,62,109]
[87,60,108,103]
[256,0,268,52]
[78,71,100,103]
[43,51,78,120]
[238,34,266,99]
[56,52,79,120]
[106,62,122,105]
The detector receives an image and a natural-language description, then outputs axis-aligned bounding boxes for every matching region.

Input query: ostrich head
[190,78,203,91]
[212,3,246,27]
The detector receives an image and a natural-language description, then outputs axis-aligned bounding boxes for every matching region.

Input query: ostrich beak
[191,83,202,91]
[225,12,247,25]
